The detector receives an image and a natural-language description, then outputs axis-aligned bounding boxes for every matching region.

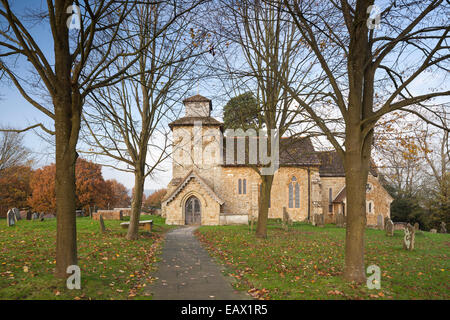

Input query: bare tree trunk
[53,3,80,277]
[256,175,273,238]
[343,129,369,283]
[127,167,144,240]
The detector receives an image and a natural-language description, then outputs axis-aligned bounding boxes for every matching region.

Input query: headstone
[430,228,437,233]
[7,209,15,226]
[414,222,419,231]
[282,207,292,230]
[312,213,324,227]
[385,218,394,236]
[377,214,384,230]
[336,213,345,227]
[39,213,45,222]
[403,223,415,250]
[99,214,106,233]
[439,222,447,234]
[32,212,39,220]
[12,208,20,221]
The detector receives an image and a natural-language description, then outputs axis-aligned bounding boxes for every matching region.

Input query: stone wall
[93,210,123,220]
[320,177,346,224]
[164,178,221,225]
[365,175,393,226]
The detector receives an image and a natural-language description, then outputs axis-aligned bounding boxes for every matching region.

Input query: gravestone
[335,213,345,227]
[430,228,437,233]
[385,218,394,236]
[32,212,39,220]
[403,223,415,250]
[282,207,292,230]
[12,208,20,221]
[39,213,45,221]
[312,213,324,227]
[377,214,384,230]
[414,222,419,231]
[7,209,15,226]
[99,214,106,233]
[439,222,447,234]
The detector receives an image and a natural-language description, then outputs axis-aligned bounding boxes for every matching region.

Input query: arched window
[366,200,374,214]
[289,177,300,208]
[238,178,247,194]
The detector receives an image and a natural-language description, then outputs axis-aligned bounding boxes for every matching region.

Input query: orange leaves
[27,158,130,213]
[247,287,270,300]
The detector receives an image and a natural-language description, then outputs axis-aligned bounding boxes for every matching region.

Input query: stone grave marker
[99,214,106,233]
[335,213,345,227]
[282,207,292,230]
[439,222,447,234]
[414,222,419,231]
[312,213,324,227]
[7,209,15,226]
[12,208,20,221]
[32,212,39,220]
[39,213,45,221]
[385,218,394,236]
[430,229,437,233]
[377,214,384,230]
[403,223,415,250]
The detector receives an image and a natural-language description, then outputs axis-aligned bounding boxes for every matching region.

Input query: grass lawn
[0,215,174,300]
[196,221,450,300]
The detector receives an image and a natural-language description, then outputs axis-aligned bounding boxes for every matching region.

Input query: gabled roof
[183,94,211,103]
[162,170,224,206]
[333,187,347,203]
[222,136,320,167]
[317,151,378,177]
[183,94,212,110]
[169,116,223,129]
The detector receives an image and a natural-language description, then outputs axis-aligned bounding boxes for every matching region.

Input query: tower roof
[183,94,212,111]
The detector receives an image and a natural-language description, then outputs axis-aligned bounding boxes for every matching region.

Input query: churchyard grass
[0,215,173,300]
[196,221,449,300]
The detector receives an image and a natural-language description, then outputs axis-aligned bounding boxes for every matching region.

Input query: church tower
[168,95,223,187]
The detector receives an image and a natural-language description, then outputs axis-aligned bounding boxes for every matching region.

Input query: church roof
[183,94,211,103]
[333,187,347,203]
[317,151,378,177]
[222,136,321,167]
[162,170,224,206]
[183,94,212,110]
[169,116,223,129]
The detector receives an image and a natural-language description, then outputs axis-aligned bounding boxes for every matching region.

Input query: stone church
[161,95,393,227]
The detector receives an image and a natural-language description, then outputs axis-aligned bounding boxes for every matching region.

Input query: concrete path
[148,226,250,300]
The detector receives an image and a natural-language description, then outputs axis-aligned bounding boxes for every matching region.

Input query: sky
[0,1,448,192]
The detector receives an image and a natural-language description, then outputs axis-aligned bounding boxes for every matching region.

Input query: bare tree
[0,0,144,277]
[0,129,31,172]
[82,1,205,240]
[209,0,322,237]
[278,0,450,282]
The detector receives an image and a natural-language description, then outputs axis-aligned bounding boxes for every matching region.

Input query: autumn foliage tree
[28,164,56,214]
[143,189,167,209]
[0,165,33,217]
[104,179,131,209]
[27,159,128,213]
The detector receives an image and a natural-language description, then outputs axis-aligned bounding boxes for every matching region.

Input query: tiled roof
[222,136,320,167]
[169,116,223,129]
[162,170,224,206]
[316,151,378,177]
[183,94,211,103]
[333,187,347,203]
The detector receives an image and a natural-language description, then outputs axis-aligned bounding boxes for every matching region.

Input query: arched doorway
[185,196,201,225]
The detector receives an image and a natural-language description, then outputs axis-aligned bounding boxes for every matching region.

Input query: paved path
[148,226,250,300]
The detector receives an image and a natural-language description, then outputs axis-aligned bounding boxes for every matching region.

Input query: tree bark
[256,174,274,238]
[342,128,370,283]
[53,1,81,278]
[126,167,145,240]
